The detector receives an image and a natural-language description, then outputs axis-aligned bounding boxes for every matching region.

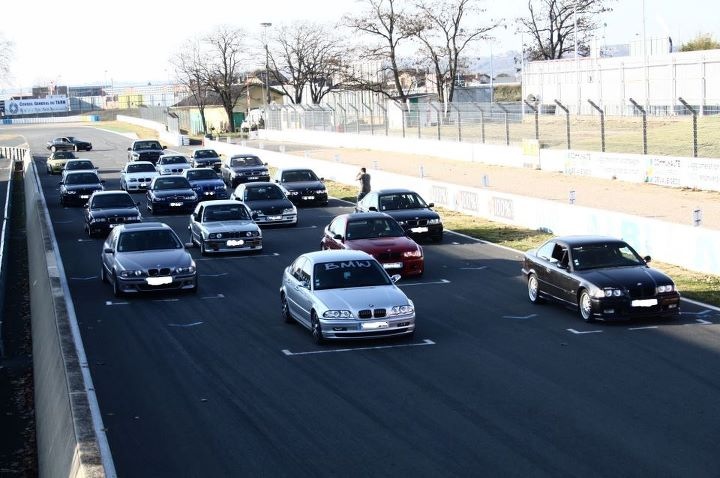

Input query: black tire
[311,311,324,344]
[281,294,294,324]
[527,273,545,304]
[190,277,198,294]
[112,272,123,298]
[189,232,196,247]
[578,289,595,322]
[200,240,208,256]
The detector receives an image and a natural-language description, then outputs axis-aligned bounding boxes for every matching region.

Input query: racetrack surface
[12,124,720,477]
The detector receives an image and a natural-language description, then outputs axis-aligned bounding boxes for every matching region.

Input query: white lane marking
[398,279,450,287]
[567,328,603,335]
[105,301,129,306]
[53,220,74,224]
[503,314,537,320]
[686,319,713,325]
[680,297,720,312]
[275,225,317,230]
[681,310,711,316]
[77,238,94,242]
[201,294,225,300]
[628,326,658,331]
[195,252,279,261]
[153,298,179,303]
[452,242,460,245]
[199,272,228,277]
[460,266,487,270]
[168,322,204,328]
[282,339,435,356]
[70,276,98,280]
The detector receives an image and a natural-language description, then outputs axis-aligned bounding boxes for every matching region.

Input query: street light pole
[260,22,272,123]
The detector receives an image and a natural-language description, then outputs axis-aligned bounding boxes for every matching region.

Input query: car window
[194,150,217,158]
[67,161,94,170]
[328,217,346,236]
[91,194,135,209]
[536,241,556,261]
[346,218,404,240]
[230,156,262,167]
[54,151,75,159]
[245,185,284,200]
[187,169,218,180]
[65,172,100,185]
[135,141,162,150]
[571,243,644,271]
[154,177,190,190]
[282,170,317,182]
[203,204,250,222]
[313,260,391,290]
[127,163,156,173]
[290,257,307,282]
[163,156,187,164]
[117,229,182,252]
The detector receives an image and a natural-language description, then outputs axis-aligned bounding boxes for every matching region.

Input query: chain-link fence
[266,100,720,158]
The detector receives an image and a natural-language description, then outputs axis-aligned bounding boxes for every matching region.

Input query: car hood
[282,180,325,191]
[201,220,257,232]
[230,166,268,173]
[189,179,225,188]
[194,158,221,164]
[244,199,293,210]
[314,285,408,310]
[90,207,140,218]
[347,236,419,254]
[577,266,671,288]
[116,249,192,270]
[382,209,440,221]
[151,188,195,198]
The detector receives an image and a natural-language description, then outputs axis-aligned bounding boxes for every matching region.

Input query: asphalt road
[12,124,720,477]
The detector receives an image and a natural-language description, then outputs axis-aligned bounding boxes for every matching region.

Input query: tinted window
[378,192,426,211]
[187,169,218,180]
[117,229,182,252]
[194,150,218,158]
[154,177,190,190]
[91,194,135,209]
[346,217,404,240]
[282,170,318,182]
[203,204,250,221]
[134,141,162,150]
[230,156,262,167]
[162,156,187,164]
[127,163,156,173]
[571,242,644,270]
[313,260,391,290]
[245,185,284,200]
[536,241,556,261]
[54,151,76,159]
[66,161,94,170]
[65,173,100,185]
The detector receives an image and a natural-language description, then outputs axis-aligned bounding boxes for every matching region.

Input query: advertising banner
[4,96,69,116]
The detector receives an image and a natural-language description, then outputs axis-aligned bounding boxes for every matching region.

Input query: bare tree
[517,0,613,60]
[203,26,249,132]
[0,33,13,81]
[414,0,501,104]
[343,0,422,103]
[171,39,211,133]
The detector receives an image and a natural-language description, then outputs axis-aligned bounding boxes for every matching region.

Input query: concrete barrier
[116,115,188,147]
[23,152,115,478]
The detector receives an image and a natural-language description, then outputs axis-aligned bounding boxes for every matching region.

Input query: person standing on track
[356,167,371,202]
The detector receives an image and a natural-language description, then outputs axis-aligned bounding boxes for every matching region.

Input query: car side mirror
[83,204,89,209]
[644,255,652,263]
[136,201,141,207]
[369,206,377,212]
[320,177,325,181]
[184,242,194,249]
[100,180,106,184]
[162,146,167,149]
[127,147,131,151]
[103,248,114,254]
[333,234,343,241]
[251,212,258,220]
[390,274,401,283]
[427,202,435,208]
[58,181,64,185]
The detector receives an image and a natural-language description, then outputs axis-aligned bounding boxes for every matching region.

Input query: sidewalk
[243,139,720,230]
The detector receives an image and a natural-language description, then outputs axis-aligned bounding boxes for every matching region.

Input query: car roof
[239,181,275,188]
[278,167,315,173]
[373,188,418,195]
[183,168,219,174]
[345,211,393,220]
[553,235,628,246]
[302,249,375,264]
[118,222,171,232]
[125,161,155,167]
[159,153,187,158]
[200,199,243,207]
[229,154,260,159]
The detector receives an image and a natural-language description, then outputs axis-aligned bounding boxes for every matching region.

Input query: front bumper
[589,293,681,320]
[151,199,198,213]
[402,224,443,241]
[319,314,415,340]
[254,214,297,226]
[202,237,262,253]
[48,162,65,173]
[287,192,329,206]
[116,273,197,294]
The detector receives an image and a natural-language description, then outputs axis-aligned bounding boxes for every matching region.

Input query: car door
[533,240,565,300]
[285,257,311,326]
[189,205,204,242]
[102,229,120,274]
[323,216,346,250]
[544,242,579,304]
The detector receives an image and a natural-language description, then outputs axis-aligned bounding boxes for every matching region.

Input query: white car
[280,250,416,343]
[156,154,192,175]
[120,161,159,191]
[188,200,262,255]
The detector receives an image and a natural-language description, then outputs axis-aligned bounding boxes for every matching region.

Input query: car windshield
[203,204,250,222]
[117,229,182,252]
[378,192,427,211]
[91,194,135,209]
[154,177,190,190]
[53,151,76,159]
[571,243,645,271]
[281,170,318,182]
[230,156,262,167]
[194,150,218,158]
[66,161,94,170]
[162,156,187,165]
[187,169,218,180]
[66,137,76,142]
[313,260,391,290]
[65,172,100,185]
[134,141,162,150]
[346,217,405,240]
[244,186,284,200]
[127,163,156,173]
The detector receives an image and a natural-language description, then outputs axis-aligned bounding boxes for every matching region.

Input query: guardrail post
[496,103,510,146]
[587,99,606,152]
[629,98,647,155]
[554,100,571,149]
[678,97,698,158]
[523,100,539,140]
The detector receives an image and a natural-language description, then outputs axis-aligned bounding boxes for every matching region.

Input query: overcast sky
[2,0,719,90]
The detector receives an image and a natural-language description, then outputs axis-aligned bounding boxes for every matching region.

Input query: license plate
[362,321,389,330]
[410,227,429,233]
[268,215,282,221]
[302,195,315,200]
[146,276,172,286]
[382,262,403,269]
[139,183,147,187]
[80,195,89,199]
[170,202,183,207]
[226,239,244,247]
[632,299,658,307]
[248,176,259,180]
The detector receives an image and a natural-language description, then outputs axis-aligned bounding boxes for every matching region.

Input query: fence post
[347,103,360,134]
[429,102,441,140]
[401,103,406,138]
[362,101,374,135]
[523,100,539,140]
[587,99,606,152]
[473,104,486,143]
[554,100,571,150]
[377,102,388,136]
[678,97,698,158]
[496,103,510,146]
[417,105,421,139]
[628,98,647,155]
[454,104,462,142]
[336,104,346,133]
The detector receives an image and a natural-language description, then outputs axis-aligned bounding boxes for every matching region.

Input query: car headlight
[209,233,223,239]
[128,178,138,182]
[315,189,327,194]
[251,209,263,216]
[323,310,353,319]
[119,270,145,278]
[390,305,415,315]
[91,217,107,223]
[287,191,300,196]
[283,207,296,215]
[66,190,77,195]
[215,185,226,191]
[427,218,441,225]
[185,194,197,200]
[176,265,196,274]
[403,249,422,258]
[656,284,675,293]
[594,288,623,298]
[245,230,259,237]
